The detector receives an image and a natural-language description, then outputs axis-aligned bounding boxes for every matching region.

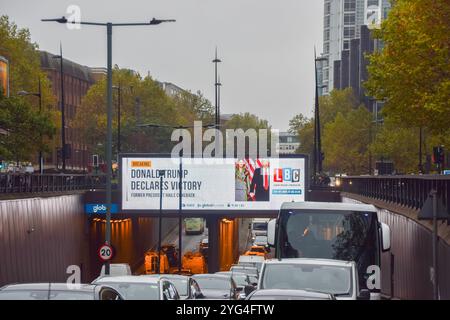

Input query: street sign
[98,243,114,262]
[443,170,450,175]
[85,203,118,215]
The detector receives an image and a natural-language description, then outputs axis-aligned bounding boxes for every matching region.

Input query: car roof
[158,274,189,280]
[192,274,231,280]
[239,255,265,262]
[94,275,161,284]
[263,258,355,268]
[0,283,95,292]
[280,201,376,212]
[251,289,332,299]
[231,265,258,270]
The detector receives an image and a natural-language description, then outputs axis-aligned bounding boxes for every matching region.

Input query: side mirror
[244,285,256,297]
[357,289,371,300]
[381,222,391,251]
[194,291,204,299]
[267,219,276,247]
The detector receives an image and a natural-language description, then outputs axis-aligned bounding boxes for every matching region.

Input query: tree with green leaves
[365,0,450,133]
[322,107,372,175]
[290,88,362,172]
[0,95,56,163]
[73,67,214,157]
[0,15,59,162]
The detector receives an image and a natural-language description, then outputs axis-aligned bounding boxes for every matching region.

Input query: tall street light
[18,77,43,174]
[52,44,66,172]
[43,16,175,275]
[314,50,327,181]
[212,48,222,129]
[112,83,133,159]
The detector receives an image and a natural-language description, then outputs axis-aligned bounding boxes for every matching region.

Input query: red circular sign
[98,243,114,261]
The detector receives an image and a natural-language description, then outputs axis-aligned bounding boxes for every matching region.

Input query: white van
[251,218,270,238]
[94,263,132,282]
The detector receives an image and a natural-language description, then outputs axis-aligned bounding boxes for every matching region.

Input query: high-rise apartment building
[319,0,391,97]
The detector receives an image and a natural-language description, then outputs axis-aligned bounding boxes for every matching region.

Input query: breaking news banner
[120,156,306,212]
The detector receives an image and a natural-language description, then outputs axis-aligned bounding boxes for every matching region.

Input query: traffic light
[432,146,445,165]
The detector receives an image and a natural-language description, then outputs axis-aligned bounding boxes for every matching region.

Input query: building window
[324,16,330,28]
[344,26,355,38]
[344,0,356,11]
[344,13,355,25]
[343,40,350,50]
[323,69,329,81]
[324,43,330,54]
[324,2,331,15]
[324,30,330,41]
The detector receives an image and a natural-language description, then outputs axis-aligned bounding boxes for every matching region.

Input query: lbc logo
[273,168,300,182]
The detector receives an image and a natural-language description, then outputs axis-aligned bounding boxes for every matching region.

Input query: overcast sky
[0,0,323,131]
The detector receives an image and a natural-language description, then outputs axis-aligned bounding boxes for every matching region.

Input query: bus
[267,202,391,299]
[184,218,205,235]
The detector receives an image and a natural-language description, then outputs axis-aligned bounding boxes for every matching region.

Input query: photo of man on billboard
[248,159,270,201]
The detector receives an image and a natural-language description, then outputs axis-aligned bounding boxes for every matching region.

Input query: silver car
[93,275,180,300]
[0,283,123,300]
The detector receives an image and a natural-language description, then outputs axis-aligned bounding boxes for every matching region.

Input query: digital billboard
[120,155,307,213]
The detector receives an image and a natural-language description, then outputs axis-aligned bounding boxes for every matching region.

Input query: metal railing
[339,175,450,211]
[0,173,107,194]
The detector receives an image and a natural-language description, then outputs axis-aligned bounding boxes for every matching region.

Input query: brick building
[40,51,106,172]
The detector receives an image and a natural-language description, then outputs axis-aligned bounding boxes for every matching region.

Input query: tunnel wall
[219,218,240,271]
[0,194,179,286]
[0,195,91,286]
[88,217,178,280]
[342,196,450,300]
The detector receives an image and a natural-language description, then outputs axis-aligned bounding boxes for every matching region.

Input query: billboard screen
[120,156,307,212]
[0,56,9,97]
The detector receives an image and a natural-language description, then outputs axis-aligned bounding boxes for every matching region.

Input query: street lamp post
[314,51,327,182]
[18,77,43,174]
[52,44,66,172]
[158,169,165,273]
[43,16,175,275]
[212,48,221,128]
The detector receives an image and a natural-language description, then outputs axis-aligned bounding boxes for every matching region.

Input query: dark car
[192,274,239,300]
[246,289,335,300]
[0,283,123,300]
[161,244,179,267]
[199,238,209,258]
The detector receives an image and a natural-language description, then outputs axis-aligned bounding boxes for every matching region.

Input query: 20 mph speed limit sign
[98,243,114,261]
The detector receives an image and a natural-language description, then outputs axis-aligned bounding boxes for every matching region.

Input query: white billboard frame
[119,153,309,216]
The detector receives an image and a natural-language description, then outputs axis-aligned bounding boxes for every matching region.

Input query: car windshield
[169,279,188,296]
[194,277,230,290]
[230,274,248,287]
[254,236,267,243]
[231,267,257,276]
[101,283,159,300]
[280,210,377,262]
[261,264,351,295]
[252,223,267,231]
